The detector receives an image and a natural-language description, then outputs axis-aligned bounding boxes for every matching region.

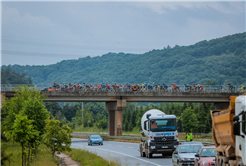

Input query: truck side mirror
[144,120,147,130]
[233,115,239,121]
[233,121,240,136]
[146,114,151,119]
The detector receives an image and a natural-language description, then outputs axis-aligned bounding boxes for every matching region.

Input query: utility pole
[82,102,84,118]
[82,102,84,127]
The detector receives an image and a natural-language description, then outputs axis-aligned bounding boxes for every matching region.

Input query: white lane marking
[84,146,161,166]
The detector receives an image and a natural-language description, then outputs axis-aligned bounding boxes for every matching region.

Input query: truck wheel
[147,152,152,158]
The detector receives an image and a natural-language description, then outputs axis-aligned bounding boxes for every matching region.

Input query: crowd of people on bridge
[43,81,245,93]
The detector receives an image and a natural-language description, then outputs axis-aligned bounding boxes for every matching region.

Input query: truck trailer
[211,95,246,166]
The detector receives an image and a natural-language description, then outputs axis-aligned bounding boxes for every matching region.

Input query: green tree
[5,113,39,166]
[1,66,32,84]
[1,86,50,165]
[2,86,46,136]
[43,119,72,157]
[44,102,62,118]
[181,107,199,132]
[21,98,50,154]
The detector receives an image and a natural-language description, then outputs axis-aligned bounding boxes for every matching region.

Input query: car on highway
[88,135,103,146]
[194,146,217,166]
[172,144,203,166]
[181,141,204,147]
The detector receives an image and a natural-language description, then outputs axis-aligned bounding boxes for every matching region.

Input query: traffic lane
[71,138,173,166]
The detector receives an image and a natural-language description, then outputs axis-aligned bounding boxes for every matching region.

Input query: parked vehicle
[139,109,180,158]
[88,135,103,146]
[181,141,204,147]
[211,95,246,166]
[194,146,217,166]
[172,144,203,166]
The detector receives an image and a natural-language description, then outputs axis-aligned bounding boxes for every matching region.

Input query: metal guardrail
[71,132,214,145]
[1,84,245,93]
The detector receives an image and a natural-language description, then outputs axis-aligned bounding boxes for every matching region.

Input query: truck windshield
[150,119,176,131]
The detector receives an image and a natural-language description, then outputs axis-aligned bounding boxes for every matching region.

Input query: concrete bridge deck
[42,91,241,103]
[3,90,242,103]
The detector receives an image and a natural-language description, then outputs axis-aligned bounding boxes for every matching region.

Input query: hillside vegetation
[1,66,32,84]
[2,32,246,85]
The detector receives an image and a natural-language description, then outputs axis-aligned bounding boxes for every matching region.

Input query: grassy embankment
[1,141,58,166]
[2,140,119,166]
[65,147,120,166]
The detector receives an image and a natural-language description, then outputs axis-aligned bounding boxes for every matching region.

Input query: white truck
[139,109,180,158]
[232,95,246,166]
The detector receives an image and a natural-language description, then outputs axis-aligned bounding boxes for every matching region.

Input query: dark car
[194,146,217,166]
[88,135,103,146]
[172,144,203,166]
[181,141,204,147]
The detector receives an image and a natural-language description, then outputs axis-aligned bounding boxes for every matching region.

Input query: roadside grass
[65,147,121,166]
[1,140,59,166]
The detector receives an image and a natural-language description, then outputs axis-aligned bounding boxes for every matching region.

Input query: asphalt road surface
[71,138,173,166]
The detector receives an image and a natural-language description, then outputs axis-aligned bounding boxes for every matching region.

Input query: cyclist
[199,84,204,91]
[172,83,177,92]
[228,83,234,92]
[184,84,189,91]
[240,84,245,92]
[90,84,94,91]
[61,83,66,91]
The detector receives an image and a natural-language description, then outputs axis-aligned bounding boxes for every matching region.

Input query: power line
[2,38,148,52]
[1,50,86,58]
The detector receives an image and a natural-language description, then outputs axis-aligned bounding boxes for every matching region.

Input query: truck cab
[140,109,179,158]
[233,95,246,166]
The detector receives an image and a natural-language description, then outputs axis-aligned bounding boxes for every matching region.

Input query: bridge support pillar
[1,92,6,109]
[214,102,230,111]
[106,100,126,136]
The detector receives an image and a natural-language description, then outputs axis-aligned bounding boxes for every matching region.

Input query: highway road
[71,138,173,166]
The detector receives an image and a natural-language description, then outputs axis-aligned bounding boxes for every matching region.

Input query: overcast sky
[1,0,245,66]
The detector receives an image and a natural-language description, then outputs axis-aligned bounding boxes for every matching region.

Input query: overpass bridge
[1,86,243,136]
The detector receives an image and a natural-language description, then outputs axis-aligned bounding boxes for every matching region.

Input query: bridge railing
[1,84,244,93]
[1,84,50,91]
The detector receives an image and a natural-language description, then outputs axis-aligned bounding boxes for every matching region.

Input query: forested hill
[2,32,246,85]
